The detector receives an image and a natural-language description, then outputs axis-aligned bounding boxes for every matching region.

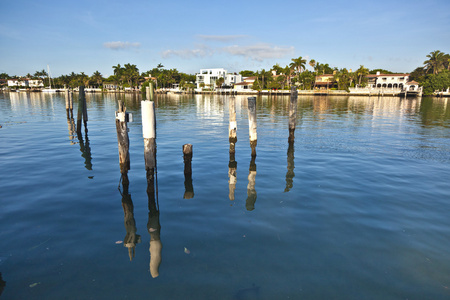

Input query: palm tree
[309,59,316,72]
[215,77,225,88]
[355,65,369,86]
[113,64,124,86]
[123,64,140,88]
[283,65,292,88]
[289,56,307,75]
[444,53,450,71]
[424,50,446,75]
[91,71,104,87]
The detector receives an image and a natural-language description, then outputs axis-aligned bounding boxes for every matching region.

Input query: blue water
[1,92,450,299]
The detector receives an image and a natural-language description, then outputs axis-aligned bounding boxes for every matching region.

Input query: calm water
[1,92,450,300]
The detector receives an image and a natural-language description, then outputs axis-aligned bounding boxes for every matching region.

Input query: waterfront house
[7,78,43,88]
[233,76,256,91]
[103,82,119,91]
[196,68,242,89]
[7,79,25,87]
[314,74,337,89]
[367,72,409,89]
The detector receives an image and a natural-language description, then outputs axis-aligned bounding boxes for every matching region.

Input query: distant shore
[2,88,448,97]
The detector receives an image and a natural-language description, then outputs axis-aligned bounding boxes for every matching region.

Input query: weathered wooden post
[182,144,194,199]
[116,100,130,174]
[69,90,73,110]
[142,100,156,174]
[229,97,237,159]
[65,89,70,117]
[121,173,141,261]
[247,97,257,157]
[246,156,257,211]
[76,86,88,135]
[142,86,161,277]
[289,86,298,142]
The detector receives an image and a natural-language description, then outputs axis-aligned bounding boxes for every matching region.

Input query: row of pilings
[112,84,298,275]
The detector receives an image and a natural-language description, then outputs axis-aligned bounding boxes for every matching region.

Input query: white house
[7,78,43,88]
[367,72,410,89]
[28,79,44,87]
[8,79,24,87]
[233,76,257,91]
[195,68,242,89]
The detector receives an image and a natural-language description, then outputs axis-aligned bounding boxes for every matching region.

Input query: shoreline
[2,89,448,97]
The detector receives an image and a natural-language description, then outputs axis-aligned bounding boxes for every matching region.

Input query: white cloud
[103,41,141,50]
[221,44,295,61]
[197,35,248,42]
[161,45,214,59]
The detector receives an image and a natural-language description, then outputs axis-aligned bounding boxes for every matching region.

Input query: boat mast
[47,65,52,89]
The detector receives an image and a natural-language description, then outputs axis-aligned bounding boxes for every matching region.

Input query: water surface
[1,92,450,299]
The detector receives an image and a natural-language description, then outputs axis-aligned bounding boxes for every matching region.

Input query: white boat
[42,65,60,92]
[42,88,60,92]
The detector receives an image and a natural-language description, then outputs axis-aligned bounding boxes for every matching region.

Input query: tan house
[314,74,336,89]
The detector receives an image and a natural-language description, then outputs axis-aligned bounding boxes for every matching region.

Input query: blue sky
[1,0,449,77]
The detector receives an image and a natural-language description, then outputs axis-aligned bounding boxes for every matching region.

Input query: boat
[42,65,60,92]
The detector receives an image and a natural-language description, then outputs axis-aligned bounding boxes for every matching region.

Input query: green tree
[34,69,48,80]
[289,56,307,75]
[355,65,369,86]
[309,59,316,72]
[333,68,351,91]
[240,70,256,77]
[215,77,225,88]
[123,63,140,87]
[91,71,104,87]
[369,69,393,74]
[422,71,450,95]
[424,50,446,75]
[298,71,315,90]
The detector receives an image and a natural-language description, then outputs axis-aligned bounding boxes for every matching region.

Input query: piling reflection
[285,139,295,192]
[228,156,237,202]
[77,129,92,170]
[0,273,5,297]
[66,106,76,145]
[246,156,257,211]
[285,87,297,192]
[146,155,162,278]
[183,144,194,199]
[119,173,141,261]
[142,95,162,278]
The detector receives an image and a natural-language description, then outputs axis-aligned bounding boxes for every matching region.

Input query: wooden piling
[142,100,156,176]
[182,144,194,199]
[69,90,73,110]
[65,89,70,111]
[229,97,237,158]
[146,82,155,101]
[289,86,298,142]
[143,95,161,277]
[247,97,257,157]
[76,86,87,135]
[116,100,130,174]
